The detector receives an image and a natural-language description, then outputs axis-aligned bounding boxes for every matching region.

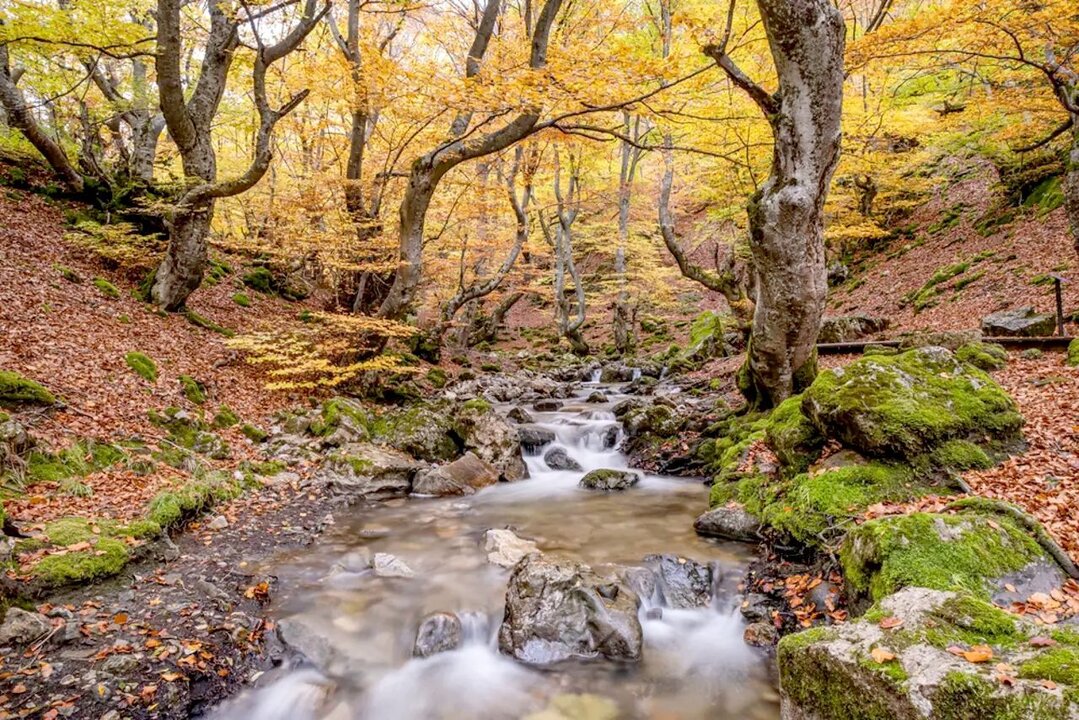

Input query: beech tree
[705,0,846,407]
[150,0,327,311]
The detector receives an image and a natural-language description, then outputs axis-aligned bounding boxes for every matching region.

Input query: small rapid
[209,381,779,720]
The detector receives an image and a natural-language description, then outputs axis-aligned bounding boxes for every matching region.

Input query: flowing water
[210,381,780,720]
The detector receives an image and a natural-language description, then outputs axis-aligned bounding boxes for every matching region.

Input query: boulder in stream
[642,554,714,609]
[507,406,534,424]
[533,399,563,412]
[694,504,762,543]
[412,452,499,496]
[413,612,463,657]
[498,556,642,664]
[518,425,556,454]
[543,446,582,471]
[317,443,423,498]
[454,402,527,481]
[484,528,540,568]
[372,553,415,579]
[579,469,640,491]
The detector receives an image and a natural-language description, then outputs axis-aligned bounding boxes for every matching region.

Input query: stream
[209,380,780,720]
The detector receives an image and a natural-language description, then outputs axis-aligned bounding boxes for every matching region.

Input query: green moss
[840,511,1044,602]
[1019,647,1079,687]
[146,472,243,528]
[44,517,96,546]
[924,595,1022,649]
[862,345,898,356]
[932,671,1072,720]
[956,342,1008,371]
[204,258,232,285]
[251,460,286,476]
[92,277,120,299]
[313,398,369,437]
[118,519,162,539]
[462,398,492,413]
[179,375,206,405]
[212,405,239,429]
[55,264,81,283]
[124,352,157,382]
[242,266,275,294]
[765,395,825,473]
[0,370,55,407]
[803,347,1022,461]
[427,368,448,388]
[25,440,125,484]
[1068,339,1079,368]
[232,292,251,307]
[241,423,268,442]
[32,537,129,585]
[1021,348,1043,360]
[930,439,993,471]
[183,309,235,337]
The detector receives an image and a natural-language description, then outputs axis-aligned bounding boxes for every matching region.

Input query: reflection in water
[209,382,780,720]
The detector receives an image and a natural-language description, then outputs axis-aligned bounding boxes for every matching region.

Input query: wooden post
[1051,274,1066,336]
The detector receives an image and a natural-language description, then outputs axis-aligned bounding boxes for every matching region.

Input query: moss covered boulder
[0,370,55,408]
[778,587,1079,720]
[802,347,1022,461]
[840,506,1064,606]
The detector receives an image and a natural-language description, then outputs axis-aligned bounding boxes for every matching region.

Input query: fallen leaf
[879,616,904,630]
[962,645,994,663]
[871,647,896,663]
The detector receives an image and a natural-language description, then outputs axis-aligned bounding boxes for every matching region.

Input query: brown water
[209,383,781,720]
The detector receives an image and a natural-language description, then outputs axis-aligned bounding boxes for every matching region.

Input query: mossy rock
[802,347,1022,461]
[146,472,244,528]
[778,587,1079,720]
[764,395,825,474]
[0,371,55,408]
[1068,338,1079,368]
[92,277,120,299]
[840,510,1051,604]
[955,342,1008,371]
[242,266,275,294]
[24,440,125,483]
[179,375,206,405]
[212,405,239,429]
[241,423,268,442]
[426,368,448,388]
[124,352,158,382]
[183,309,235,337]
[232,292,251,307]
[31,537,130,586]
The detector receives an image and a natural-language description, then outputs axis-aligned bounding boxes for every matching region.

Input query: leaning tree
[704,0,846,407]
[150,0,327,311]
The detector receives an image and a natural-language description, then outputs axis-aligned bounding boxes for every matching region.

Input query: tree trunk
[710,0,846,408]
[469,291,524,345]
[152,205,215,310]
[378,159,441,319]
[1068,113,1079,259]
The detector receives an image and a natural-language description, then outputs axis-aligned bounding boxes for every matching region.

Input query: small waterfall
[588,368,602,383]
[631,367,642,381]
[659,364,669,380]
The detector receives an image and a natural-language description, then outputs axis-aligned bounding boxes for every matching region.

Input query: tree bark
[707,0,846,408]
[0,42,84,193]
[377,0,564,320]
[1068,112,1079,259]
[613,111,642,356]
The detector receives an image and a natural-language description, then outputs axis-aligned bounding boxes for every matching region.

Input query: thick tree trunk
[1068,114,1079,259]
[152,205,215,310]
[469,291,524,345]
[711,0,845,408]
[378,160,441,319]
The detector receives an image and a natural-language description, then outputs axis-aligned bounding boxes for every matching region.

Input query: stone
[207,515,229,531]
[643,554,714,609]
[372,553,414,578]
[778,587,1079,720]
[579,469,640,491]
[412,453,499,496]
[485,528,540,568]
[101,653,140,675]
[454,404,527,481]
[507,406,534,424]
[376,403,460,462]
[743,622,779,647]
[694,504,761,542]
[585,391,607,404]
[817,315,889,344]
[801,346,1023,461]
[543,447,582,471]
[981,306,1056,337]
[498,556,642,664]
[413,612,463,657]
[316,443,423,497]
[740,593,772,624]
[0,608,50,646]
[277,615,335,670]
[518,425,556,454]
[533,399,563,412]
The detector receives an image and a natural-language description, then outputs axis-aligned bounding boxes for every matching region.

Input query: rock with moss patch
[0,370,55,408]
[982,306,1056,338]
[840,508,1061,606]
[801,346,1022,461]
[765,395,825,473]
[370,403,459,463]
[32,537,130,586]
[1068,338,1079,368]
[694,503,761,542]
[778,587,1079,720]
[818,315,889,344]
[579,469,640,491]
[179,375,206,404]
[955,341,1008,371]
[453,401,527,481]
[92,277,120,299]
[413,452,499,496]
[318,443,423,497]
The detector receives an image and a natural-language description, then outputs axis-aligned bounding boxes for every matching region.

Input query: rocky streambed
[209,379,779,720]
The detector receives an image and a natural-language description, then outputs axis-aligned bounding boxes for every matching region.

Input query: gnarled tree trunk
[1068,113,1079,258]
[707,0,846,407]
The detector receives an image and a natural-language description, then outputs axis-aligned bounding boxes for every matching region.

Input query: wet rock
[643,554,714,609]
[981,306,1056,337]
[743,622,778,647]
[0,608,50,646]
[579,469,640,491]
[498,556,642,663]
[533,399,563,412]
[599,365,635,383]
[372,553,414,578]
[454,403,527,481]
[694,504,761,542]
[543,447,582,472]
[101,653,140,675]
[412,453,499,496]
[818,315,889,344]
[316,443,423,497]
[485,528,540,568]
[507,406,534,424]
[518,425,556,454]
[413,612,463,657]
[378,404,460,462]
[740,593,772,624]
[277,616,335,670]
[585,391,607,404]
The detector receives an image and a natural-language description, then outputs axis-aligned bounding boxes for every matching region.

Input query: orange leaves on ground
[878,616,903,630]
[947,644,994,663]
[870,647,896,663]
